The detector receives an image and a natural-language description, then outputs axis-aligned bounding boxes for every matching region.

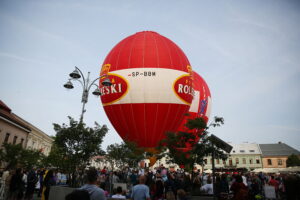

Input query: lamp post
[63,66,111,123]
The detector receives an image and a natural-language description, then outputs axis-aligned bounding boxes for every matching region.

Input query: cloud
[230,18,284,38]
[0,52,49,65]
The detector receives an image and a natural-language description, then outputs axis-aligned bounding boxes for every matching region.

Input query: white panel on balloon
[189,90,200,113]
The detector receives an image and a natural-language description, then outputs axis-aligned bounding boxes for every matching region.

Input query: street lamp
[63,66,112,123]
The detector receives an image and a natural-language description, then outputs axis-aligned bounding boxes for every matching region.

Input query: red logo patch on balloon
[100,73,129,106]
[173,74,194,105]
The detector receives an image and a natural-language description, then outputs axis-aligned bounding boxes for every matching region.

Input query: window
[249,150,255,153]
[13,136,18,144]
[240,150,245,153]
[256,159,260,164]
[4,133,10,143]
[243,158,246,164]
[233,150,236,153]
[236,158,239,164]
[229,159,233,166]
[210,159,213,164]
[20,138,24,146]
[267,159,272,165]
[249,159,253,164]
[204,159,207,164]
[223,160,226,165]
[278,159,283,166]
[216,159,220,164]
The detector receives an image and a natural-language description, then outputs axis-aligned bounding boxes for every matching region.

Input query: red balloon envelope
[176,71,212,149]
[99,31,193,150]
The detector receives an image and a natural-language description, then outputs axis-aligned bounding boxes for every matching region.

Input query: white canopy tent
[252,168,285,173]
[279,166,300,173]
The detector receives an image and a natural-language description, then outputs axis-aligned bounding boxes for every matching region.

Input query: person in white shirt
[241,173,248,186]
[111,186,126,199]
[200,179,213,195]
[56,171,62,184]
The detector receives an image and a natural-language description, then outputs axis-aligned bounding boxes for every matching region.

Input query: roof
[0,100,31,132]
[228,143,261,154]
[13,114,54,142]
[0,100,12,112]
[259,143,300,156]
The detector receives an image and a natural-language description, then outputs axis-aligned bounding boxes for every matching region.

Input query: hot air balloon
[99,31,193,152]
[176,71,212,152]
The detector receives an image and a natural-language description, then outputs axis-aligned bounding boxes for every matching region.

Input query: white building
[203,143,263,170]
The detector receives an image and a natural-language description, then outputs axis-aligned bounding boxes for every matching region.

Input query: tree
[106,141,146,169]
[157,116,228,171]
[286,154,300,167]
[20,148,45,169]
[0,143,44,169]
[41,142,68,170]
[1,143,23,169]
[51,117,108,179]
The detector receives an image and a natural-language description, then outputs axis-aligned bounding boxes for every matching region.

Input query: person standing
[131,175,150,200]
[0,169,10,200]
[200,178,213,195]
[153,173,164,200]
[230,175,248,200]
[111,186,126,199]
[9,168,25,200]
[37,169,45,197]
[56,170,62,185]
[80,168,106,200]
[43,170,56,200]
[24,169,38,200]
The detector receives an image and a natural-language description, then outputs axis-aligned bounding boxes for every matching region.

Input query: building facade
[14,115,53,156]
[0,100,53,156]
[259,142,300,168]
[0,101,31,148]
[202,143,263,171]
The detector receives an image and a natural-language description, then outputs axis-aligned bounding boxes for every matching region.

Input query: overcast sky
[1,0,300,151]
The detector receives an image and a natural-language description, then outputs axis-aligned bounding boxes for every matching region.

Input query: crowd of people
[0,165,300,200]
[0,168,67,200]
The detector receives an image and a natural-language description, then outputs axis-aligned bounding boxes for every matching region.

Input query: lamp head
[69,68,81,79]
[101,78,112,86]
[63,80,74,89]
[92,88,101,96]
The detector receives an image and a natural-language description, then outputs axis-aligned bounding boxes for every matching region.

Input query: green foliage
[1,143,23,169]
[1,143,44,169]
[157,116,228,171]
[106,141,146,169]
[286,154,300,167]
[49,117,107,172]
[42,143,67,170]
[20,148,45,169]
